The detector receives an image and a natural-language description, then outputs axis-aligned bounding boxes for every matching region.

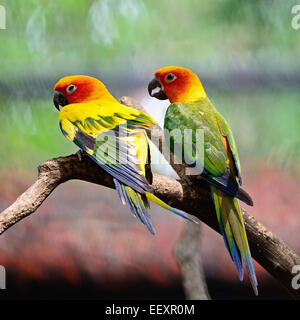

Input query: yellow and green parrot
[148,66,258,294]
[53,75,196,235]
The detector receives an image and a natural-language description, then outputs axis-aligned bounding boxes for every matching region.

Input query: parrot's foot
[76,150,85,162]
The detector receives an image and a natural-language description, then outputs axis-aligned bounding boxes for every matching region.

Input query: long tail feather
[114,179,155,234]
[210,185,258,295]
[114,179,197,235]
[145,192,198,224]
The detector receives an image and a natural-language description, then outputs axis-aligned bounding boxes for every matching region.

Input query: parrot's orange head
[148,66,206,103]
[53,75,113,110]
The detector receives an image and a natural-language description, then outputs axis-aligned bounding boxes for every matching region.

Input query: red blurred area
[0,160,299,296]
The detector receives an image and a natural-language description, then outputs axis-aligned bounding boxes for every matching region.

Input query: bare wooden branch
[0,154,114,234]
[0,97,299,300]
[174,222,211,300]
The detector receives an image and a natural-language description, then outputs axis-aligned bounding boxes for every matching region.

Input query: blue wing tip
[147,226,156,235]
[170,208,198,224]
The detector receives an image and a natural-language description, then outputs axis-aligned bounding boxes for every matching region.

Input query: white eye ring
[66,84,77,94]
[164,73,177,84]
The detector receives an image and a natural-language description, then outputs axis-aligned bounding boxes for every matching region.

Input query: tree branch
[0,97,299,300]
[174,222,211,300]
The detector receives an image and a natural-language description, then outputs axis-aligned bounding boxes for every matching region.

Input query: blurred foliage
[0,97,75,169]
[210,90,300,169]
[0,0,300,170]
[1,0,300,79]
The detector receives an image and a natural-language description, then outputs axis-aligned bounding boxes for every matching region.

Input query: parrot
[52,75,196,235]
[148,66,258,295]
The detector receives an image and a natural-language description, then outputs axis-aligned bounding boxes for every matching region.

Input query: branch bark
[174,222,211,300]
[0,97,299,300]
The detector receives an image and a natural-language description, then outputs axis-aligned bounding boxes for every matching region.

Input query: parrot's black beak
[148,77,168,100]
[53,91,68,111]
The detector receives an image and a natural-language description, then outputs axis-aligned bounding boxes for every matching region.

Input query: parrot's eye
[165,73,177,84]
[66,84,77,94]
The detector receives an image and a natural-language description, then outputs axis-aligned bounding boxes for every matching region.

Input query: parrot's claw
[76,150,85,162]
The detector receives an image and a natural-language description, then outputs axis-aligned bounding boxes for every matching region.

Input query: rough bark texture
[0,97,299,299]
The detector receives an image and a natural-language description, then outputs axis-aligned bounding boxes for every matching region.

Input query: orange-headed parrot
[148,66,258,294]
[53,75,196,235]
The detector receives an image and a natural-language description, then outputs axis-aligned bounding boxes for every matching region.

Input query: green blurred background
[1,0,300,169]
[0,0,299,299]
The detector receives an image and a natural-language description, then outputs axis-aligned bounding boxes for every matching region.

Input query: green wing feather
[164,98,246,199]
[164,98,228,177]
